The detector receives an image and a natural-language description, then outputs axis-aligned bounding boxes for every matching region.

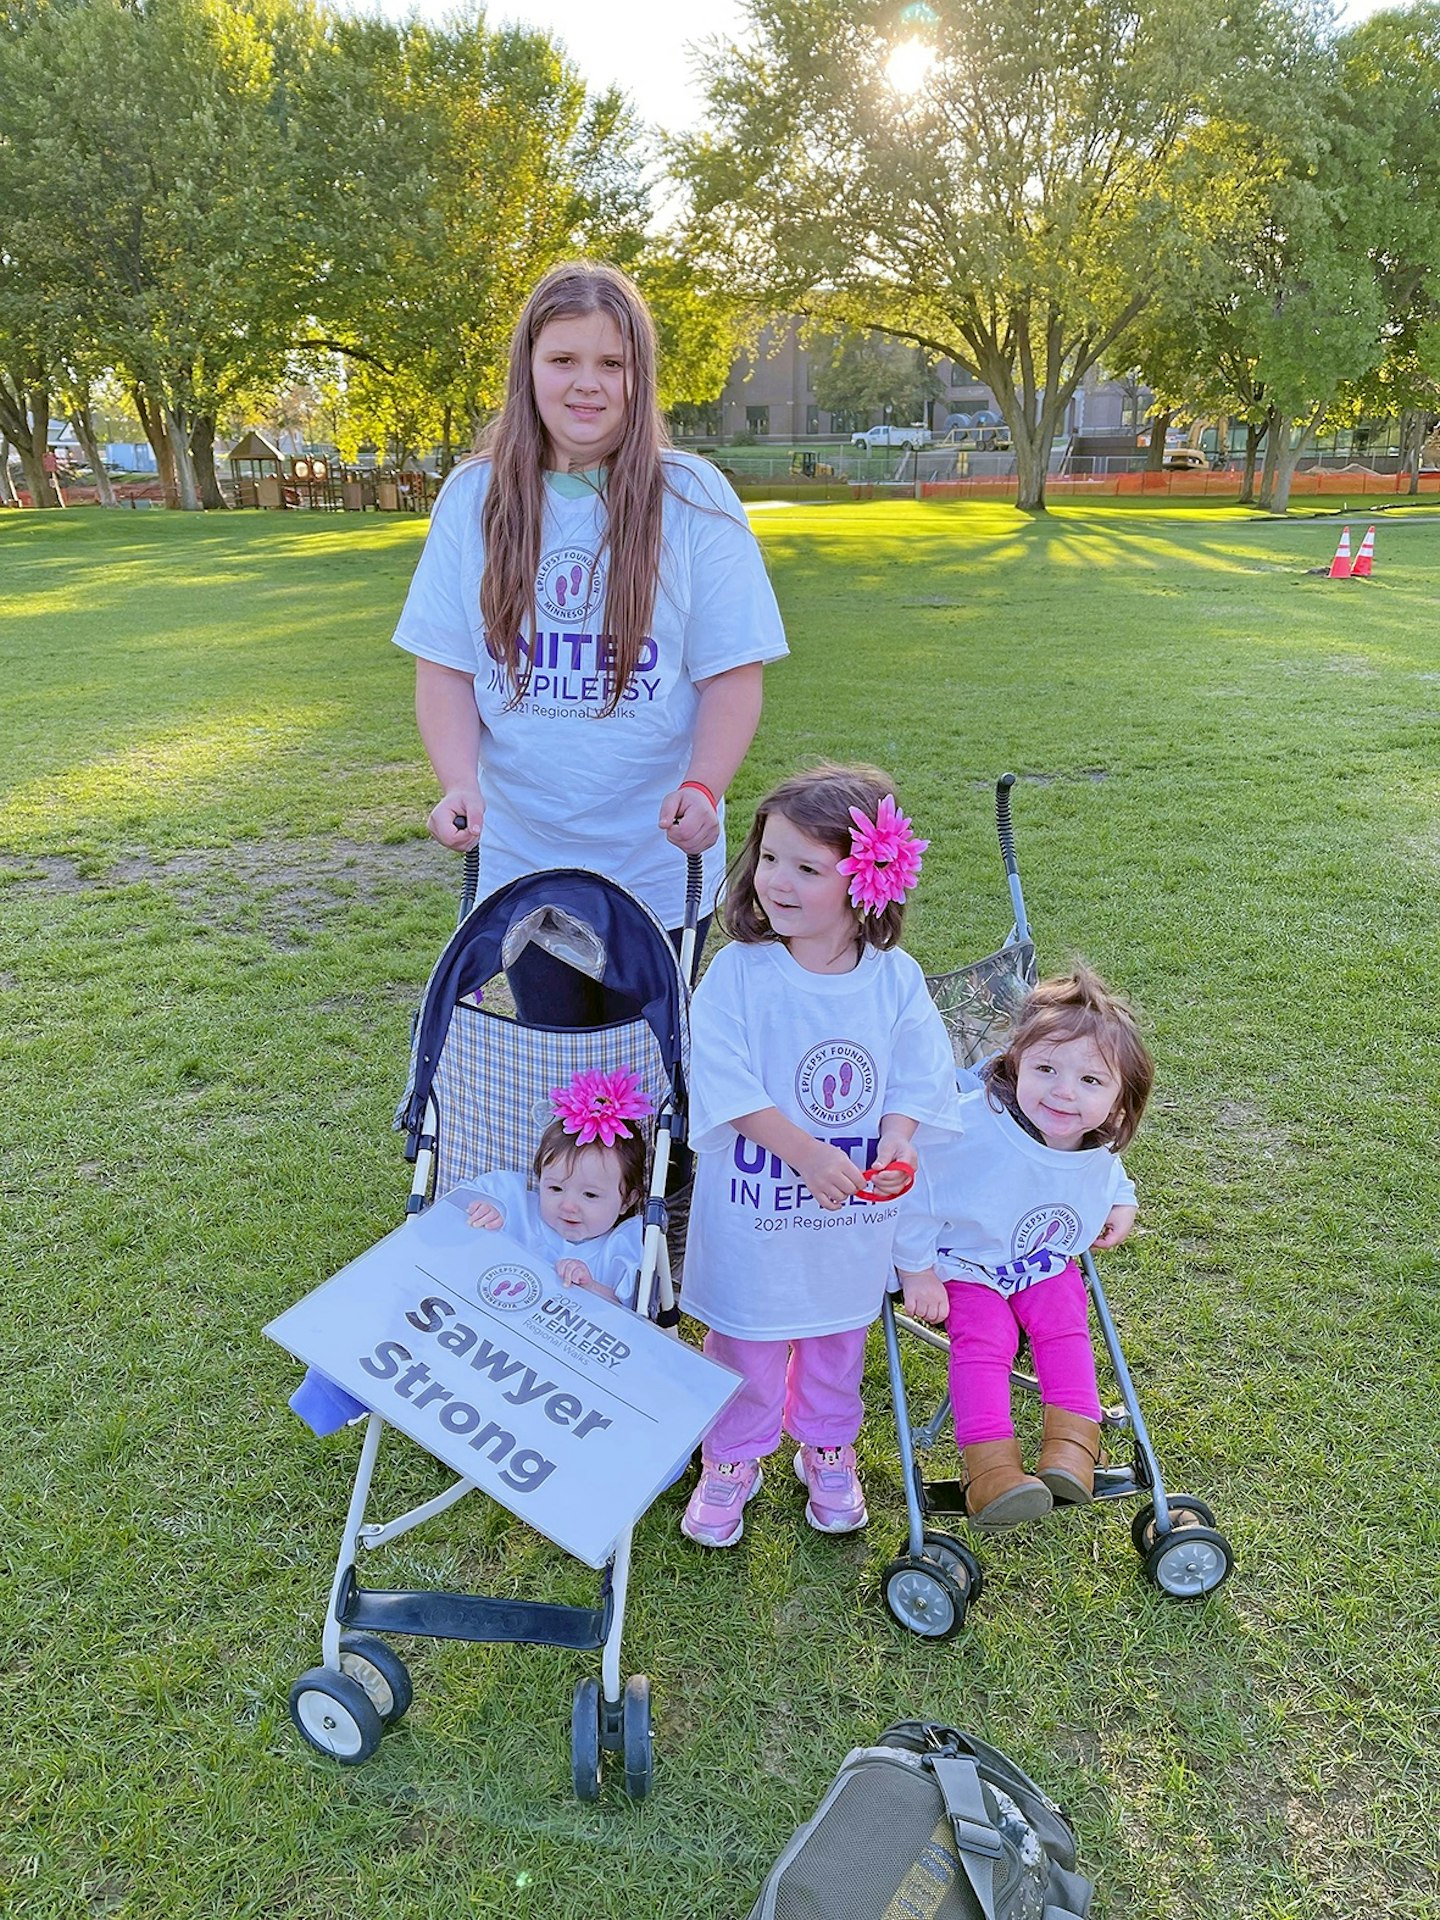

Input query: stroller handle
[994,773,1032,946]
[995,774,1018,876]
[679,852,704,986]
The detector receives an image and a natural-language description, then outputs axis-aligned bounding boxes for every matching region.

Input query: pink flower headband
[550,1067,653,1147]
[836,794,928,915]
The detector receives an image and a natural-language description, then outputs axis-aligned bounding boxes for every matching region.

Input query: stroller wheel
[338,1633,413,1726]
[1144,1524,1234,1599]
[289,1667,384,1765]
[881,1555,971,1640]
[1129,1495,1217,1557]
[571,1678,603,1802]
[622,1676,654,1800]
[921,1531,985,1604]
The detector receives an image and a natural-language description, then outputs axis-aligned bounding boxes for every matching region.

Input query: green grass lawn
[2,501,1437,1919]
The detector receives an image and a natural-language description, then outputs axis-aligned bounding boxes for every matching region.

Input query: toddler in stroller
[279,862,709,1799]
[875,775,1234,1640]
[893,966,1151,1526]
[465,1069,653,1306]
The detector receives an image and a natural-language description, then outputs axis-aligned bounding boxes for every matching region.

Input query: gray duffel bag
[746,1721,1093,1920]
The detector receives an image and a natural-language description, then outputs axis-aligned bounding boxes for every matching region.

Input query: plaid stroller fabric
[431,1008,669,1195]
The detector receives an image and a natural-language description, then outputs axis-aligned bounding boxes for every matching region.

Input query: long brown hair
[984,966,1153,1151]
[479,261,669,716]
[722,763,910,955]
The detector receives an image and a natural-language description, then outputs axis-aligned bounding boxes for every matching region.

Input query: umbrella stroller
[878,777,1235,1641]
[284,858,701,1797]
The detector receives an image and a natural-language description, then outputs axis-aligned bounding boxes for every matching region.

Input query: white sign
[265,1186,740,1567]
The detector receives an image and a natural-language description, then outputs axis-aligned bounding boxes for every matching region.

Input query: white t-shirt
[390,454,789,928]
[682,941,963,1340]
[469,1168,644,1310]
[893,1088,1137,1300]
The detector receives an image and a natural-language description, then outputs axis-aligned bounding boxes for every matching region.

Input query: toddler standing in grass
[678,764,960,1546]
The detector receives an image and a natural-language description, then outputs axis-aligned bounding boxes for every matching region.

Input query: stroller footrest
[337,1568,612,1649]
[1093,1465,1143,1501]
[920,1478,969,1515]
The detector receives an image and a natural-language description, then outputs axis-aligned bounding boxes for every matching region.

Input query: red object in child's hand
[853,1161,916,1203]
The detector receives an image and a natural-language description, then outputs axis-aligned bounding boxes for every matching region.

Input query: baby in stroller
[466,1069,651,1306]
[893,966,1153,1528]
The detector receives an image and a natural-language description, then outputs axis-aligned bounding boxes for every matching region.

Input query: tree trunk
[1238,420,1264,503]
[0,441,15,506]
[190,414,228,509]
[69,402,119,507]
[1256,407,1282,509]
[0,376,62,505]
[164,406,201,510]
[440,403,454,476]
[1399,406,1429,496]
[1144,408,1173,472]
[1009,421,1048,510]
[133,384,180,509]
[1259,403,1325,515]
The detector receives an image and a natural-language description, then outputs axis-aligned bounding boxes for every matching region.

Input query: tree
[1332,2,1440,494]
[810,329,941,424]
[0,0,319,508]
[1112,17,1397,512]
[676,0,1310,509]
[0,2,72,505]
[298,11,653,468]
[635,248,755,412]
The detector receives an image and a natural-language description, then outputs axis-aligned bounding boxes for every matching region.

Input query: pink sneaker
[794,1444,868,1533]
[680,1458,763,1547]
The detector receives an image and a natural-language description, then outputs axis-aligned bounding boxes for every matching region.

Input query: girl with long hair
[391,261,787,1019]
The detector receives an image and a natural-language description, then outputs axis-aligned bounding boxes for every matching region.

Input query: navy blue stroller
[878,778,1234,1640]
[286,859,699,1798]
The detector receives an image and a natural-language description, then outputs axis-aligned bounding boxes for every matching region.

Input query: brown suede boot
[1035,1408,1103,1505]
[962,1438,1053,1529]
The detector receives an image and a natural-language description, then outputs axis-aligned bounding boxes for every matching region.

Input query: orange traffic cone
[1328,526,1353,578]
[1351,525,1375,577]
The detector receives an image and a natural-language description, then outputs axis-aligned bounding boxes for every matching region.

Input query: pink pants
[946,1263,1101,1447]
[700,1327,869,1462]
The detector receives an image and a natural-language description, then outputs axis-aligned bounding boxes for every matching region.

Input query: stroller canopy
[404,869,691,1136]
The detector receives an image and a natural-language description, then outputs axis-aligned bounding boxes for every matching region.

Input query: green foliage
[809,328,941,420]
[1331,2,1440,428]
[300,11,651,457]
[0,0,318,502]
[676,0,1318,507]
[0,0,671,486]
[634,248,754,411]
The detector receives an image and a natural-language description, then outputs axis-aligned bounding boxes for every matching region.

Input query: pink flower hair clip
[550,1067,653,1146]
[836,794,928,915]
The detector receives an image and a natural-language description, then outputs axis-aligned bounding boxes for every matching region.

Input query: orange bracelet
[680,779,719,810]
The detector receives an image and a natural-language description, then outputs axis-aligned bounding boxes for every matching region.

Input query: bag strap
[929,1754,1005,1920]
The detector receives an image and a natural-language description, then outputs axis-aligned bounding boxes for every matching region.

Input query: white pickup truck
[850,423,935,450]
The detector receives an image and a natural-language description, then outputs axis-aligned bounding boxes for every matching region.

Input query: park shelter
[227,430,285,508]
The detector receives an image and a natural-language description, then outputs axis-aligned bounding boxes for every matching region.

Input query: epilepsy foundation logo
[477,1263,543,1312]
[794,1041,878,1128]
[536,547,604,624]
[1010,1205,1083,1262]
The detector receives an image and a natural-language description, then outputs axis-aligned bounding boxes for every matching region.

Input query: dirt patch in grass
[0,833,460,945]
